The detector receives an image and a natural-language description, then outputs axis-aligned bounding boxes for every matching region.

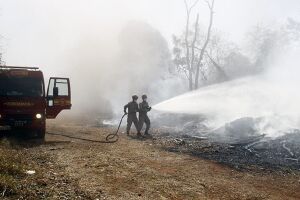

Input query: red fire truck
[0,66,71,140]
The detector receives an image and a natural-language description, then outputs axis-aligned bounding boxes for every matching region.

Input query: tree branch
[190,0,200,12]
[194,0,215,89]
[206,53,228,81]
[184,0,199,90]
[191,14,199,72]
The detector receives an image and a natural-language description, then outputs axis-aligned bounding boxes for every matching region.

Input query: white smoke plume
[154,41,300,137]
[59,21,185,123]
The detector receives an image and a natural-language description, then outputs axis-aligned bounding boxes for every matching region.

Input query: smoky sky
[0,0,299,121]
[1,1,300,64]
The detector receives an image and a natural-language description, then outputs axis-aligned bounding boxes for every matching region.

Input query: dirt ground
[6,123,300,200]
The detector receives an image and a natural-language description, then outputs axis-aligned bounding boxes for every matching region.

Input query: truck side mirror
[53,87,59,97]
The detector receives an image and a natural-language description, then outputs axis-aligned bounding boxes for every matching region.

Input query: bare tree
[190,14,199,89]
[184,0,199,90]
[194,0,215,89]
[173,0,217,91]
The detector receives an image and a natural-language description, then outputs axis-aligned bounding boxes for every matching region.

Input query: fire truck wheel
[36,129,46,141]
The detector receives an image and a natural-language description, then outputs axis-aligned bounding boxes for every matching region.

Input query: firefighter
[138,94,152,136]
[124,95,140,136]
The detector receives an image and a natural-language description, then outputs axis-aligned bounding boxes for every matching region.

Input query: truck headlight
[36,114,42,119]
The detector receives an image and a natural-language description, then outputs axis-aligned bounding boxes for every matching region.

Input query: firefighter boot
[137,132,142,137]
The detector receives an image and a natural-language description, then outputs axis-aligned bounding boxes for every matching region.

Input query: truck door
[46,77,71,119]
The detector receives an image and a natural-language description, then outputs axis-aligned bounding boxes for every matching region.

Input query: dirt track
[15,123,300,199]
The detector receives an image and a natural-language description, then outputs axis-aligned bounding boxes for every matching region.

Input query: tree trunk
[194,0,214,89]
[184,0,199,91]
[184,1,192,90]
[190,14,199,90]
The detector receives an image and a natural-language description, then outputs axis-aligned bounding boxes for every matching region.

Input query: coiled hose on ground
[47,113,127,143]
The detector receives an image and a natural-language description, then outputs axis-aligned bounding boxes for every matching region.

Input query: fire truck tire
[36,129,46,141]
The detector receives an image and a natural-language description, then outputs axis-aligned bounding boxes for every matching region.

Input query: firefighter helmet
[142,94,147,100]
[132,95,138,100]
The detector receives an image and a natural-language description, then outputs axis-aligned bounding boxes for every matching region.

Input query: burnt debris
[152,115,300,171]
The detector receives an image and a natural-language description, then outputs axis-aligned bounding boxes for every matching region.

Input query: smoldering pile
[152,114,300,171]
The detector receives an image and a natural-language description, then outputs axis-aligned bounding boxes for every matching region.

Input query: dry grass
[0,137,93,200]
[1,124,300,199]
[0,140,28,198]
[46,125,300,200]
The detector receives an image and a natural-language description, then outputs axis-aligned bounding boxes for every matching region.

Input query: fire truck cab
[0,66,71,140]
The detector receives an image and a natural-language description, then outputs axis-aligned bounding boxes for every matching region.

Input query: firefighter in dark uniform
[138,94,152,135]
[124,95,140,136]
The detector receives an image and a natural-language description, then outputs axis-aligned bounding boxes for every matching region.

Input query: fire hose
[105,113,127,142]
[46,113,127,143]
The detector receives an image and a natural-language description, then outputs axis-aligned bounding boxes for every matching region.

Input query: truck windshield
[0,77,44,97]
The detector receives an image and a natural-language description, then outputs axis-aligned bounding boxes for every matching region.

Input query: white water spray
[154,47,300,137]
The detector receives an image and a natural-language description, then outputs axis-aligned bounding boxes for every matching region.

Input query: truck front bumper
[0,114,45,131]
[0,126,11,131]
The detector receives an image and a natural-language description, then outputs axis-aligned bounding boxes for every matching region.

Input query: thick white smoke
[58,21,186,123]
[154,42,300,137]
